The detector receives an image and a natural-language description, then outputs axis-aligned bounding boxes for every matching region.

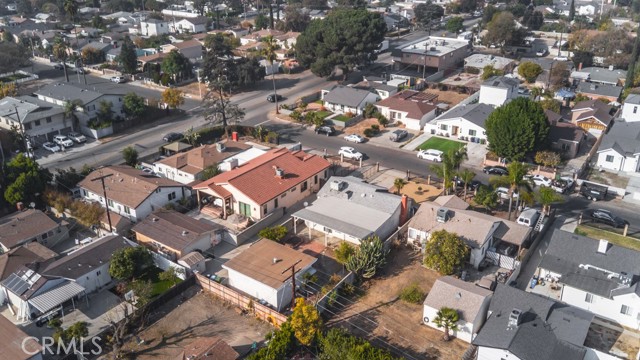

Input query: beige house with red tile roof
[193,148,330,221]
[374,90,440,130]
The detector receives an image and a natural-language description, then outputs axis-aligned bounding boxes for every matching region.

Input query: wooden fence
[195,273,288,328]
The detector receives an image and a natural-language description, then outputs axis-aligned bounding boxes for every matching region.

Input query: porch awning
[201,184,232,199]
[29,281,85,314]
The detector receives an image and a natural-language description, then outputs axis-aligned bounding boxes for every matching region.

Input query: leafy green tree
[290,298,322,345]
[52,37,70,82]
[625,22,640,88]
[53,321,88,347]
[123,93,146,119]
[534,150,561,167]
[16,0,33,15]
[518,61,543,83]
[200,164,221,180]
[491,162,532,220]
[345,235,388,279]
[158,267,183,287]
[485,97,550,161]
[96,100,114,123]
[481,64,504,80]
[109,246,153,280]
[261,35,280,113]
[399,283,424,304]
[296,9,386,78]
[482,5,499,25]
[183,127,200,146]
[474,185,498,212]
[423,230,469,275]
[484,12,528,53]
[118,35,138,74]
[433,307,460,341]
[247,322,296,360]
[258,226,288,242]
[334,241,355,264]
[255,13,269,30]
[393,178,407,194]
[540,99,561,112]
[4,154,52,206]
[414,3,444,30]
[277,4,310,32]
[161,88,185,110]
[537,186,564,214]
[161,50,191,83]
[122,146,138,167]
[62,99,82,130]
[446,17,464,33]
[430,148,466,195]
[69,200,104,227]
[569,0,575,21]
[55,167,85,192]
[320,328,401,360]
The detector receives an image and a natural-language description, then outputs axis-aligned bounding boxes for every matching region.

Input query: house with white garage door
[424,103,494,144]
[0,96,67,146]
[596,121,640,172]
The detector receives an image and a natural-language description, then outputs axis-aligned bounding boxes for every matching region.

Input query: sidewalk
[404,132,430,150]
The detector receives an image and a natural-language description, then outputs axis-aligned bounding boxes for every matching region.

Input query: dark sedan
[267,94,283,103]
[584,209,629,228]
[483,166,508,176]
[163,132,183,142]
[453,176,482,190]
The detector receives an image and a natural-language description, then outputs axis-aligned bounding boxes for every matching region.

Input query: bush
[344,111,355,119]
[376,114,389,127]
[258,225,288,242]
[363,128,374,137]
[399,284,425,304]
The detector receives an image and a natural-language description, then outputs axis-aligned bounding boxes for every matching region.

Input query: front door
[452,126,459,136]
[239,202,251,217]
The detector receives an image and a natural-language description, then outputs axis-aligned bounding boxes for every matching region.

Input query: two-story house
[596,121,640,172]
[571,99,614,133]
[160,39,203,61]
[140,18,169,36]
[374,90,439,130]
[620,94,640,122]
[321,85,380,115]
[0,96,68,145]
[536,230,640,330]
[170,17,208,34]
[78,165,191,224]
[478,76,520,107]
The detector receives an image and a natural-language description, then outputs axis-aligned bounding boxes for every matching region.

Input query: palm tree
[62,99,82,130]
[433,307,460,341]
[261,35,280,114]
[490,162,531,220]
[537,186,564,215]
[52,38,69,82]
[63,0,79,56]
[456,168,475,200]
[449,147,468,171]
[183,127,200,146]
[431,151,457,195]
[393,178,407,194]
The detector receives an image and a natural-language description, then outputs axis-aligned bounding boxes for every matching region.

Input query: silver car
[43,142,61,153]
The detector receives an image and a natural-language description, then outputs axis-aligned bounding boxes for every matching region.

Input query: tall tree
[430,148,466,195]
[456,168,475,200]
[261,35,280,114]
[626,24,640,88]
[118,35,138,74]
[161,88,185,111]
[485,97,550,161]
[491,162,532,220]
[414,3,444,31]
[4,154,52,206]
[161,50,190,83]
[569,0,575,21]
[484,12,527,53]
[277,5,310,32]
[518,61,543,83]
[52,37,70,82]
[122,146,138,166]
[537,186,563,215]
[202,87,245,129]
[255,13,269,30]
[62,99,82,130]
[109,246,153,280]
[423,230,469,275]
[433,307,460,341]
[290,298,322,346]
[123,93,146,119]
[63,0,79,51]
[446,17,464,33]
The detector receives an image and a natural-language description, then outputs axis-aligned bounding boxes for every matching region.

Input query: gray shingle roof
[423,276,492,323]
[625,94,640,105]
[482,75,520,89]
[539,229,640,298]
[576,82,622,98]
[0,96,64,124]
[578,67,627,85]
[35,83,108,104]
[597,121,640,155]
[433,103,495,127]
[323,85,376,108]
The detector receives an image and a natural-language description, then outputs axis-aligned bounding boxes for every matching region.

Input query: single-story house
[292,176,406,245]
[465,54,516,74]
[546,110,586,159]
[570,67,627,86]
[222,239,317,311]
[78,165,191,224]
[160,39,204,61]
[424,103,494,143]
[0,242,57,281]
[240,29,283,45]
[193,148,330,227]
[571,99,615,133]
[575,82,622,103]
[0,315,42,360]
[423,276,492,343]
[596,121,640,172]
[0,209,68,252]
[537,230,640,330]
[478,76,519,107]
[132,209,220,260]
[374,90,439,131]
[321,85,380,115]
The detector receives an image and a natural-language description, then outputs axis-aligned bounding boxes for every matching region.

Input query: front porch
[196,186,234,220]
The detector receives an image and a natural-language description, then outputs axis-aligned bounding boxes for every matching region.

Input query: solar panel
[2,273,30,296]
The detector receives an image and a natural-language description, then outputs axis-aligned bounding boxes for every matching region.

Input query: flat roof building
[391,36,470,75]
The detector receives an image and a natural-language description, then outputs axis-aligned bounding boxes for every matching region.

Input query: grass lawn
[417,137,465,153]
[333,114,351,122]
[314,100,323,105]
[315,110,331,119]
[140,266,182,297]
[575,225,640,252]
[0,73,29,83]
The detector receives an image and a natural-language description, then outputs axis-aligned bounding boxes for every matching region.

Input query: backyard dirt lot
[118,286,273,359]
[326,246,468,360]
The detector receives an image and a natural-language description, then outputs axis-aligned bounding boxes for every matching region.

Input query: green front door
[239,202,251,217]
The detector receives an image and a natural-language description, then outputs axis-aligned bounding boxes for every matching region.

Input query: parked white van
[517,208,541,228]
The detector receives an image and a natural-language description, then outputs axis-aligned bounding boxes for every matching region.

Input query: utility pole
[91,173,113,232]
[10,104,30,153]
[281,259,303,309]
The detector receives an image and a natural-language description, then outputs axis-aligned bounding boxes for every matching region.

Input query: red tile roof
[194,148,330,205]
[374,90,439,120]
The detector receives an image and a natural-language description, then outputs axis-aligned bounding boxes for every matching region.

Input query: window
[34,120,40,126]
[561,143,570,151]
[290,187,296,192]
[167,192,176,200]
[621,305,632,316]
[41,232,48,240]
[468,129,477,136]
[274,198,278,208]
[108,199,114,207]
[585,293,594,303]
[281,192,286,198]
[314,175,318,184]
[156,188,161,193]
[634,106,638,114]
[46,117,52,123]
[301,181,308,192]
[440,124,448,131]
[124,206,131,214]
[24,123,31,130]
[324,170,328,178]
[263,205,267,215]
[605,155,615,163]
[96,270,101,276]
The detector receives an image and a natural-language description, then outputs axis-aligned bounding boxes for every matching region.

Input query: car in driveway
[584,209,629,228]
[43,142,61,153]
[344,134,365,143]
[525,174,552,187]
[163,132,183,142]
[53,135,74,148]
[551,177,574,193]
[495,187,519,200]
[315,126,335,136]
[110,76,126,83]
[267,94,283,103]
[67,132,87,143]
[338,146,363,160]
[483,166,508,176]
[417,149,443,162]
[389,129,408,142]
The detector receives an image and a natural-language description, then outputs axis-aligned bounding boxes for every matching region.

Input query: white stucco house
[78,165,191,224]
[0,96,68,146]
[374,90,439,131]
[620,94,640,122]
[171,17,208,34]
[321,85,380,115]
[140,18,169,36]
[424,103,494,144]
[478,76,519,107]
[596,121,640,172]
[537,230,640,330]
[423,276,492,343]
[222,239,317,311]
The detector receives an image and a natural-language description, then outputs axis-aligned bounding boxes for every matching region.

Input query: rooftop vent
[272,257,280,264]
[181,230,188,236]
[330,180,345,191]
[275,167,285,178]
[597,239,609,254]
[508,308,522,329]
[215,142,225,152]
[436,207,449,223]
[152,217,158,222]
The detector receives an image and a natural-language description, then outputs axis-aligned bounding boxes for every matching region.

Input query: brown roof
[433,195,469,210]
[549,121,585,143]
[132,209,218,252]
[0,313,42,359]
[374,90,439,120]
[78,165,186,209]
[544,109,563,124]
[424,276,492,322]
[194,148,330,205]
[178,251,206,267]
[223,239,316,289]
[170,39,202,50]
[572,100,614,126]
[0,209,60,249]
[0,242,58,281]
[157,141,251,175]
[138,52,168,63]
[183,336,239,360]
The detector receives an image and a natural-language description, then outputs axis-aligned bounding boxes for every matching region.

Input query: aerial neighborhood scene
[2,0,640,358]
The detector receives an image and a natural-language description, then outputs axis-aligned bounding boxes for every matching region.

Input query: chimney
[399,194,409,225]
[508,308,523,329]
[578,62,583,71]
[16,202,24,211]
[597,239,609,254]
[274,167,284,178]
[215,142,225,152]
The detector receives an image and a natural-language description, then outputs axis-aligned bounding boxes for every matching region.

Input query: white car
[344,134,365,143]
[338,146,363,160]
[43,142,61,153]
[551,177,574,193]
[553,56,568,61]
[417,149,443,162]
[53,135,74,148]
[110,76,126,83]
[67,132,86,143]
[525,174,552,187]
[495,187,519,200]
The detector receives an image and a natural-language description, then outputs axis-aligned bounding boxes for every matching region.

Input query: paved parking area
[365,126,420,149]
[35,140,101,167]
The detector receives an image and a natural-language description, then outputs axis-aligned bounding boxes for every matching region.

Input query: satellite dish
[303,202,309,207]
[29,202,36,208]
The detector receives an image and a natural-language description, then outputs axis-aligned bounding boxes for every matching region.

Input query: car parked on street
[67,132,87,143]
[43,142,61,153]
[417,149,443,162]
[389,129,408,142]
[584,209,629,228]
[266,94,283,103]
[53,135,74,148]
[525,174,552,187]
[483,166,508,176]
[53,63,64,70]
[315,126,335,136]
[338,146,363,160]
[163,132,182,142]
[344,134,365,143]
[495,187,519,200]
[110,76,126,83]
[453,176,481,190]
